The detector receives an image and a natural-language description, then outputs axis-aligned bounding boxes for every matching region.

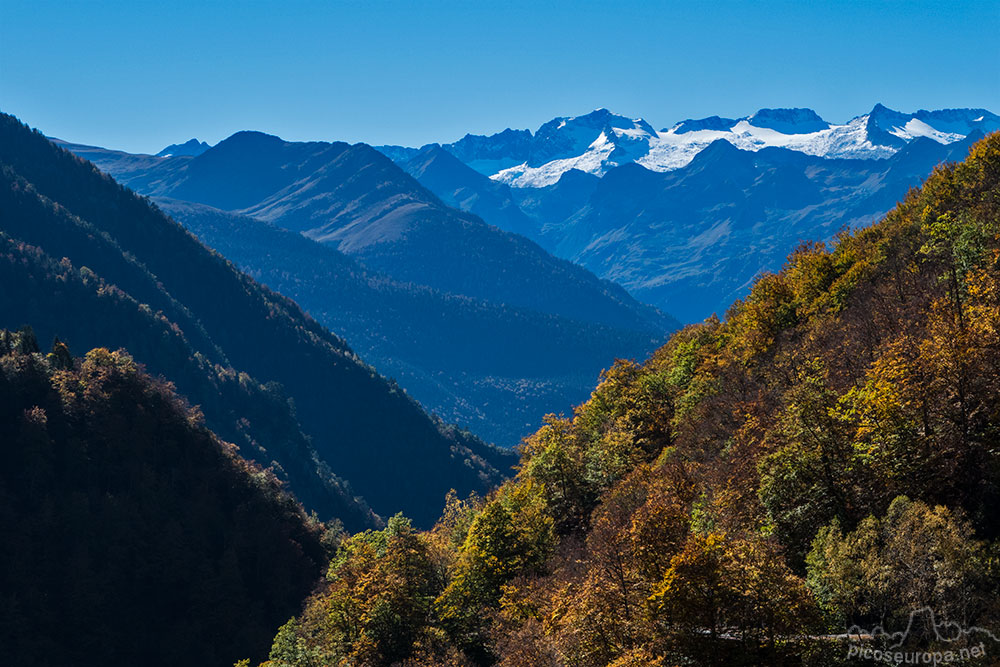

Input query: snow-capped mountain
[377,105,993,322]
[379,105,998,187]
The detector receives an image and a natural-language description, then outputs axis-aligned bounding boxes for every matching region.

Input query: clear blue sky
[2,0,998,154]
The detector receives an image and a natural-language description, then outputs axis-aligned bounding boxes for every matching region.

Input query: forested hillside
[0,330,328,667]
[0,113,511,527]
[256,134,1000,666]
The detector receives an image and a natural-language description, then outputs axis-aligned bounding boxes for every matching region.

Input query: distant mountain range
[379,105,999,186]
[57,132,675,447]
[377,105,997,321]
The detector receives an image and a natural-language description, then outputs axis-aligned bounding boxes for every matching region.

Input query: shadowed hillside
[0,330,328,667]
[0,113,511,527]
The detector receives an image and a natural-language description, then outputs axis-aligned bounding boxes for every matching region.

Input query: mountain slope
[157,197,669,446]
[1,113,509,527]
[58,132,678,445]
[0,330,329,667]
[373,106,996,322]
[401,144,540,239]
[268,143,667,331]
[0,158,377,531]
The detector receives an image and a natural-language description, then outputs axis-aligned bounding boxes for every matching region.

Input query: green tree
[806,496,994,630]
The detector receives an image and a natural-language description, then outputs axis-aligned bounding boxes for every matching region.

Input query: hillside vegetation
[256,134,1000,666]
[0,330,329,667]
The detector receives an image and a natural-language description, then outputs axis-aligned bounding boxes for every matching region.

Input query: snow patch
[492,131,619,187]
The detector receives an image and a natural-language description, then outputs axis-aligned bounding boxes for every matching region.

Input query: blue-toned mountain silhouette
[57,131,675,446]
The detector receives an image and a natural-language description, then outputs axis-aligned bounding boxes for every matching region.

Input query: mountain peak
[670,116,738,134]
[747,108,830,133]
[863,104,917,147]
[578,107,620,121]
[869,102,893,114]
[417,142,449,156]
[692,137,748,161]
[155,138,210,157]
[545,108,654,134]
[867,102,908,124]
[211,130,287,154]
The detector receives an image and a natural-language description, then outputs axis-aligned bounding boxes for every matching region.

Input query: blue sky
[2,0,998,153]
